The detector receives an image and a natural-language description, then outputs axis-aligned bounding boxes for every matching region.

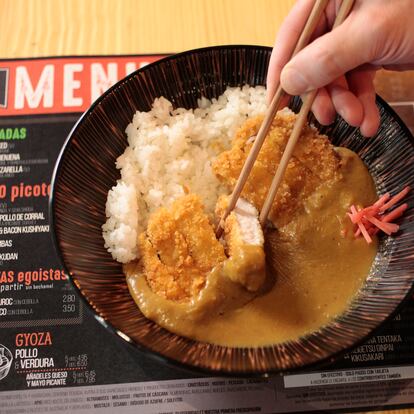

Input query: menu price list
[0,114,100,398]
[11,330,93,387]
[0,117,82,329]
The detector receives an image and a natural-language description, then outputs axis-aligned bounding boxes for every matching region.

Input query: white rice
[102,85,267,263]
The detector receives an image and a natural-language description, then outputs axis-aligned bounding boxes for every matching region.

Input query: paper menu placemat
[0,55,414,414]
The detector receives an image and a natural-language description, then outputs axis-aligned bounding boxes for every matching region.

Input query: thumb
[280,20,373,95]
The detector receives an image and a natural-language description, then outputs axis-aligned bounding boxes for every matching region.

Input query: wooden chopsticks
[259,0,355,225]
[216,0,355,236]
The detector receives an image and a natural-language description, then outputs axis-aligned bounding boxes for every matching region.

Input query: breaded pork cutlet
[212,113,342,227]
[139,194,266,302]
[139,194,226,302]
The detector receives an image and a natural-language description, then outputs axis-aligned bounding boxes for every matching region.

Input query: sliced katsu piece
[212,113,342,227]
[215,195,265,292]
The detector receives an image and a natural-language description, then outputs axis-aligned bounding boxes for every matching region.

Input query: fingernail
[281,67,309,95]
[337,106,347,120]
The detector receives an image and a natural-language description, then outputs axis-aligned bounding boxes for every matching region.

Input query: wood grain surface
[0,1,413,413]
[0,0,295,57]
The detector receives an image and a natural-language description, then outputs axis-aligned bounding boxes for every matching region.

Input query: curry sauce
[126,147,377,347]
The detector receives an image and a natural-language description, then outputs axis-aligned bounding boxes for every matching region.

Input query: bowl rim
[49,44,414,376]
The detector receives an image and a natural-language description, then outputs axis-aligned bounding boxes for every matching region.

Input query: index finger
[266,0,330,104]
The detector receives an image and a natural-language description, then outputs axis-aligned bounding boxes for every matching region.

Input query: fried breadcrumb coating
[212,113,341,227]
[139,193,267,301]
[139,194,226,302]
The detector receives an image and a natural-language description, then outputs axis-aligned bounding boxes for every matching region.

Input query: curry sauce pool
[125,148,377,347]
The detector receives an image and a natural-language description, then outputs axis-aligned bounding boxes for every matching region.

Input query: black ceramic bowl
[50,45,414,375]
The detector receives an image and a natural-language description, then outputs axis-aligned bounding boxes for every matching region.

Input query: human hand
[267,0,414,136]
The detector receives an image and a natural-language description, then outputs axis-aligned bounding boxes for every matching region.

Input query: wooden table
[1,1,413,413]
